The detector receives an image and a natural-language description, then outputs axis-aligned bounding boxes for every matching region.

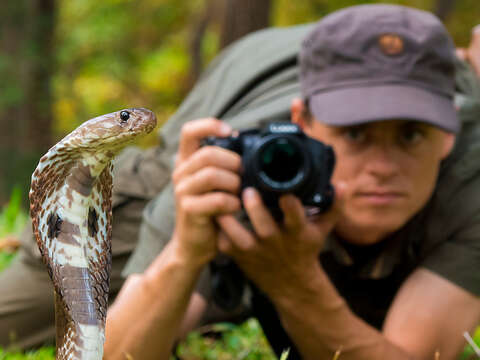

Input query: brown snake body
[29,108,156,359]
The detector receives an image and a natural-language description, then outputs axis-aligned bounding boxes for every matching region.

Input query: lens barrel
[255,135,309,192]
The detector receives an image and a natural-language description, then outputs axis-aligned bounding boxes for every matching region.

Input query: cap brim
[309,84,459,133]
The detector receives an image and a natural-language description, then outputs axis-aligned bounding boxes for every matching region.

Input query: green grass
[0,320,278,360]
[0,190,54,359]
[176,319,279,360]
[0,187,27,271]
[0,252,16,272]
[459,327,480,360]
[0,187,28,239]
[0,189,479,360]
[0,347,55,360]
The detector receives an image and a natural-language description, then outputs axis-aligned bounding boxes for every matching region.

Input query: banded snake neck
[29,108,157,360]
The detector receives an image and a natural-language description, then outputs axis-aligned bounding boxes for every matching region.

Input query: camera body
[203,122,335,214]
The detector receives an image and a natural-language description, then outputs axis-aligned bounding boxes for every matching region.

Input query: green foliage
[459,327,480,360]
[446,0,480,46]
[0,55,24,111]
[272,0,477,45]
[176,319,279,360]
[279,349,290,360]
[0,324,477,360]
[0,252,15,273]
[0,347,54,360]
[0,186,28,271]
[49,0,480,147]
[52,0,199,145]
[0,320,278,360]
[0,187,27,238]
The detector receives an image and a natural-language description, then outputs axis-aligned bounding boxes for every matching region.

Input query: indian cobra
[29,108,157,359]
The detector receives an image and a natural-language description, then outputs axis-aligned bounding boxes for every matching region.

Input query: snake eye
[120,111,130,122]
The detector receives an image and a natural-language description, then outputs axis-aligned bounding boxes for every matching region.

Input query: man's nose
[364,145,400,179]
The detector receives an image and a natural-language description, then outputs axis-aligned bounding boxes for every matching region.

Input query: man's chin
[336,208,410,245]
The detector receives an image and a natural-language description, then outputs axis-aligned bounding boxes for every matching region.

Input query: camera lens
[258,137,305,189]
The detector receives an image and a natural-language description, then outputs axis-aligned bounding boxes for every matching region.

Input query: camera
[203,122,335,215]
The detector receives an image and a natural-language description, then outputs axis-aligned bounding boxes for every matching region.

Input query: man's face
[298,116,455,245]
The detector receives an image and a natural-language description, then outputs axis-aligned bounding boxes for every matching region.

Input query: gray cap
[299,4,459,133]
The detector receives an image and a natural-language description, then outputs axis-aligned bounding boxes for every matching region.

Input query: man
[104,4,480,360]
[0,3,479,358]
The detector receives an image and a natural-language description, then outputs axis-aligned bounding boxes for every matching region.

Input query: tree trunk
[0,0,56,205]
[433,0,456,21]
[220,0,272,49]
[187,0,271,87]
[187,0,215,89]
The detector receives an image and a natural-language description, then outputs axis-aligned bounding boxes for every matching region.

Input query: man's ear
[291,98,308,130]
[442,133,456,160]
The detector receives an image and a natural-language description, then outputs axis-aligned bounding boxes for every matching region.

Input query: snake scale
[29,108,157,359]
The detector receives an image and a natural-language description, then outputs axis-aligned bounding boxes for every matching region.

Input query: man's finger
[456,48,467,61]
[174,167,241,197]
[172,146,241,184]
[242,188,279,240]
[279,194,306,232]
[180,193,241,218]
[466,25,480,77]
[177,118,232,164]
[216,215,257,252]
[473,24,480,35]
[217,231,233,254]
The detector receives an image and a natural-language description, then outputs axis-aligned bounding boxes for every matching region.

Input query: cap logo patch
[378,33,404,56]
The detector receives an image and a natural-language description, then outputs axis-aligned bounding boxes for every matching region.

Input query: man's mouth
[355,191,407,205]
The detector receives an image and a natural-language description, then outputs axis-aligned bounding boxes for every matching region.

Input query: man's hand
[457,25,480,77]
[171,118,242,268]
[216,185,344,301]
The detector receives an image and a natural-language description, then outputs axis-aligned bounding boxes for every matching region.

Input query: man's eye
[344,127,366,143]
[400,126,425,145]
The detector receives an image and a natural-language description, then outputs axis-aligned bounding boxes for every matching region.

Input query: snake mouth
[125,108,157,133]
[100,109,157,153]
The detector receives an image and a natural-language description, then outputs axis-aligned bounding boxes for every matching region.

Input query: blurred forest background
[0,0,479,205]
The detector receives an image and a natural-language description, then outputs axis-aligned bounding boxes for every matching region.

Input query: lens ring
[254,135,309,191]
